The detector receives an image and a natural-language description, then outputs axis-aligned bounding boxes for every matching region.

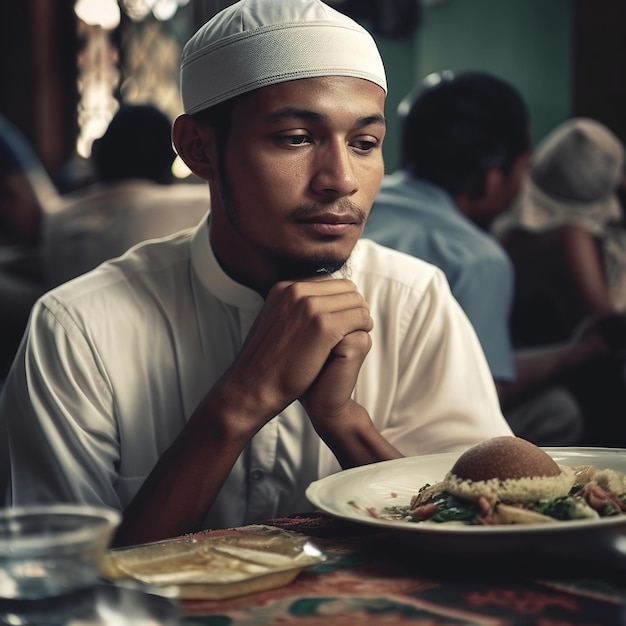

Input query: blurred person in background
[492,117,626,444]
[0,114,60,387]
[365,71,618,446]
[42,103,210,288]
[492,117,626,343]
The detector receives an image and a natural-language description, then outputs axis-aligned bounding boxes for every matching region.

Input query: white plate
[305,447,626,556]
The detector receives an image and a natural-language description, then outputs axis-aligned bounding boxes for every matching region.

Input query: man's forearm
[114,391,259,547]
[309,400,403,469]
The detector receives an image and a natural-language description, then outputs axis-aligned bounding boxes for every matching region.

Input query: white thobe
[0,217,511,528]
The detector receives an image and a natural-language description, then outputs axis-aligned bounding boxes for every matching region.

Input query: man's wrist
[193,381,271,443]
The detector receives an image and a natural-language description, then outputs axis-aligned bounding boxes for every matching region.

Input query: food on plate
[378,436,626,526]
[102,525,326,600]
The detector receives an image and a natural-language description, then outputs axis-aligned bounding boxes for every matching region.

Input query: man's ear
[172,114,218,181]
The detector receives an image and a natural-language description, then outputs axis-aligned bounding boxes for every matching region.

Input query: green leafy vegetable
[430,494,476,523]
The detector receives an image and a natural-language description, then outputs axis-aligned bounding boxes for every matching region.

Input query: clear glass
[0,581,181,625]
[0,504,121,624]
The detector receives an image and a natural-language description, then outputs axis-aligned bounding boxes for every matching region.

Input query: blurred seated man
[365,71,615,446]
[0,1,513,547]
[42,103,210,287]
[492,117,626,444]
[0,114,60,384]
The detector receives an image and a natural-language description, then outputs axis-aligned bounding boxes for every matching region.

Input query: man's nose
[310,141,359,198]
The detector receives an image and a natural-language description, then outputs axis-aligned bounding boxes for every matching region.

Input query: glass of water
[0,503,121,624]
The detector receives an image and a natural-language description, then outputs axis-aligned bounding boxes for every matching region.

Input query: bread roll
[443,436,575,503]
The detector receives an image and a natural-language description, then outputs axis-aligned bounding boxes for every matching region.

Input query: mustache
[291,199,368,224]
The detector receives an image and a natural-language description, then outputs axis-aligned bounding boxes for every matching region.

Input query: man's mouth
[297,213,360,236]
[300,211,358,223]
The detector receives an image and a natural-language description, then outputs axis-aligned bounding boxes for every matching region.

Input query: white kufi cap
[181,0,387,114]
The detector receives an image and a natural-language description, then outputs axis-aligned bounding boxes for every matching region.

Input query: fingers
[222,277,373,423]
[301,329,372,422]
[331,328,373,359]
[264,278,373,340]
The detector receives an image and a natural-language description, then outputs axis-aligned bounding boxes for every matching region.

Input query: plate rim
[305,446,626,536]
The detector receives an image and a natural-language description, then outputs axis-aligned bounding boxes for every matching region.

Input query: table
[180,512,626,625]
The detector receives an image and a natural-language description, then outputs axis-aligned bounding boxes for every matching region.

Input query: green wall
[376,0,572,173]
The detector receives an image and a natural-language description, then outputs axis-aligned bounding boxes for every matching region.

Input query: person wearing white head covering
[493,118,626,339]
[492,118,626,446]
[179,0,387,112]
[0,0,512,545]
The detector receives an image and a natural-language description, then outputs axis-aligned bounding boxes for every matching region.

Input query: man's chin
[313,260,346,275]
[277,256,349,280]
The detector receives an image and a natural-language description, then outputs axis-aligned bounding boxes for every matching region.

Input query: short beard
[268,254,352,281]
[217,167,357,281]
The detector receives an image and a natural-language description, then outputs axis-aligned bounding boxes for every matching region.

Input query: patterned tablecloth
[180,512,626,625]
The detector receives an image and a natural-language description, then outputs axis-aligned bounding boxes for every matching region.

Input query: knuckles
[345,330,372,354]
[268,279,372,340]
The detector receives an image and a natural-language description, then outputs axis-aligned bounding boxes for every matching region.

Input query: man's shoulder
[375,172,450,210]
[42,229,194,306]
[368,192,508,274]
[351,238,444,293]
[354,236,439,265]
[367,173,470,246]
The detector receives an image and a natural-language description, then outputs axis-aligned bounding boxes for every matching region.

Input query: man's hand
[118,277,391,546]
[300,326,372,425]
[219,277,373,431]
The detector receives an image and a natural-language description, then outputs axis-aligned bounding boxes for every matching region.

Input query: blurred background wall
[0,0,624,183]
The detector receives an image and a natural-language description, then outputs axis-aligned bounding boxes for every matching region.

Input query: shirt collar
[190,215,264,309]
[189,214,357,307]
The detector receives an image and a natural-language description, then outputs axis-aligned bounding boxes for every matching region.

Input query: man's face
[476,148,533,229]
[208,76,386,291]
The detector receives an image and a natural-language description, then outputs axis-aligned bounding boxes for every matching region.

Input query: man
[42,103,209,288]
[0,1,511,547]
[365,71,608,445]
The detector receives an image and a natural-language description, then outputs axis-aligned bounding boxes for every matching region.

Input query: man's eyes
[276,134,312,146]
[352,139,378,153]
[275,134,379,152]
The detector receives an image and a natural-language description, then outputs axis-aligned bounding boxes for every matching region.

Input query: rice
[444,464,576,503]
